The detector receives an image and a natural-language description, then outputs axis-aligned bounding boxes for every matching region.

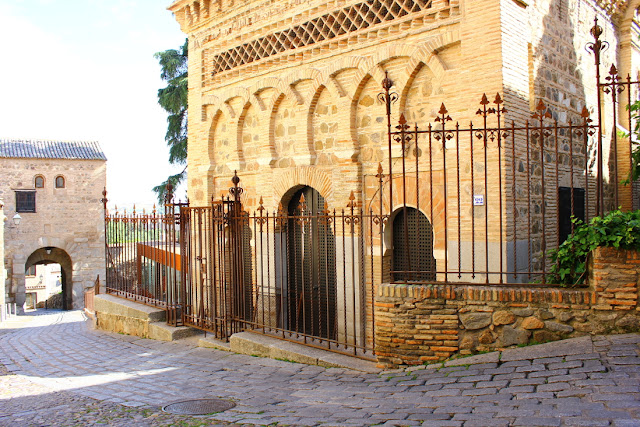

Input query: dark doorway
[558,187,585,244]
[392,207,436,282]
[283,186,337,339]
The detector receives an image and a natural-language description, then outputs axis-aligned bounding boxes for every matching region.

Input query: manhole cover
[162,398,236,415]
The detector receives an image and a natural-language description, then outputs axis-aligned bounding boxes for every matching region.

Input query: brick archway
[25,247,73,310]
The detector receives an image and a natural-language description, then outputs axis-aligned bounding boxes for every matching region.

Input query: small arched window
[392,207,436,282]
[34,175,45,188]
[55,175,65,189]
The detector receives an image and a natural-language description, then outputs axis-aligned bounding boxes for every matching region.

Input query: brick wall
[375,247,640,368]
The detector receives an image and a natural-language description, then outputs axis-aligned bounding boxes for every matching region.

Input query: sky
[0,0,187,210]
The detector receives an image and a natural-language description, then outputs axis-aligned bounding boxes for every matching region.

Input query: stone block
[493,310,516,326]
[148,322,201,342]
[460,312,492,330]
[94,294,165,322]
[512,308,534,317]
[501,325,531,346]
[521,316,545,330]
[544,321,574,333]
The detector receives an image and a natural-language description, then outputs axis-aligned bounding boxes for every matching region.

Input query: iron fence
[103,199,184,320]
[180,191,376,357]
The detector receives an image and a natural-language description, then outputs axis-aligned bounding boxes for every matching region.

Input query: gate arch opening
[277,186,337,340]
[25,247,73,310]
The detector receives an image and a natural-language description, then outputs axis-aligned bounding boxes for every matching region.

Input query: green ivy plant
[547,209,640,287]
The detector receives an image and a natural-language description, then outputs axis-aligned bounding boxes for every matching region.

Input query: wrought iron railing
[103,198,184,318]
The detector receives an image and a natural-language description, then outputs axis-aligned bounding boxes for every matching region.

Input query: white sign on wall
[473,195,484,206]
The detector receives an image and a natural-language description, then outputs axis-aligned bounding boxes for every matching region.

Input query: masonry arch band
[105,21,638,358]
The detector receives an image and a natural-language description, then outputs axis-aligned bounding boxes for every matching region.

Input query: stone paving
[0,310,639,426]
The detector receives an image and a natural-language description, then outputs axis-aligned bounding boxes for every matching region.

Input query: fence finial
[298,193,307,212]
[165,182,174,205]
[347,191,357,209]
[587,16,608,66]
[581,106,590,119]
[229,170,243,202]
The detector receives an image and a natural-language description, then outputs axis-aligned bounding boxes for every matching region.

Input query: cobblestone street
[0,310,638,426]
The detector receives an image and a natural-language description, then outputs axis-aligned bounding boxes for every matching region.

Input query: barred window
[392,207,435,282]
[16,191,36,213]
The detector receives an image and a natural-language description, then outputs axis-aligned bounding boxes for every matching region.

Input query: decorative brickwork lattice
[210,0,432,76]
[595,0,630,18]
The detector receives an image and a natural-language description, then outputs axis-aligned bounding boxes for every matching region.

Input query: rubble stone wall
[375,247,640,368]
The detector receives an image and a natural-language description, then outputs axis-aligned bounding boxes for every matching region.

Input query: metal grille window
[210,0,432,76]
[15,191,36,213]
[392,207,435,282]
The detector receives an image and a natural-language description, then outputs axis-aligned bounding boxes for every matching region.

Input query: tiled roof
[0,139,107,161]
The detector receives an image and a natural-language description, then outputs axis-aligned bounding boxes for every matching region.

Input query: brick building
[1,139,107,312]
[170,0,638,209]
[125,0,640,359]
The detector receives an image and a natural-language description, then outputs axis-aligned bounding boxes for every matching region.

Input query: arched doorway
[25,248,73,310]
[280,186,337,339]
[391,207,436,282]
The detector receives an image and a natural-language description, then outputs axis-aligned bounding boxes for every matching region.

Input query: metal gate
[179,198,250,339]
[177,181,374,359]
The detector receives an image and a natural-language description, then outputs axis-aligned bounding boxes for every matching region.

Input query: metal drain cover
[162,398,236,415]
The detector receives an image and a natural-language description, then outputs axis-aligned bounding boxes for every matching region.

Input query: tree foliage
[153,38,188,203]
[622,101,640,185]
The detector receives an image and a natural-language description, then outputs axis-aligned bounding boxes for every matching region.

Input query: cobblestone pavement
[0,310,639,427]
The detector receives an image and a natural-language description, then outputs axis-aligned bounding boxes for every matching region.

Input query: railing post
[587,17,608,217]
[100,188,108,295]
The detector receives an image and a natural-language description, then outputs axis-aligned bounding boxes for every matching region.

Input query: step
[94,294,165,322]
[148,321,202,342]
[198,335,232,352]
[228,331,380,373]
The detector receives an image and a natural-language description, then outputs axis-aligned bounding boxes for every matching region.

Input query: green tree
[623,101,640,185]
[153,38,188,202]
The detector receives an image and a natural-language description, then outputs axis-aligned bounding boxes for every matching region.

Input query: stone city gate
[104,21,638,359]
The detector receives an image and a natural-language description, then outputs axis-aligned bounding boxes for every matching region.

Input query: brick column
[589,247,640,311]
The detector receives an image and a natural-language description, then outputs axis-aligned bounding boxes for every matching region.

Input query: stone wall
[374,247,640,368]
[0,200,6,318]
[1,158,106,310]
